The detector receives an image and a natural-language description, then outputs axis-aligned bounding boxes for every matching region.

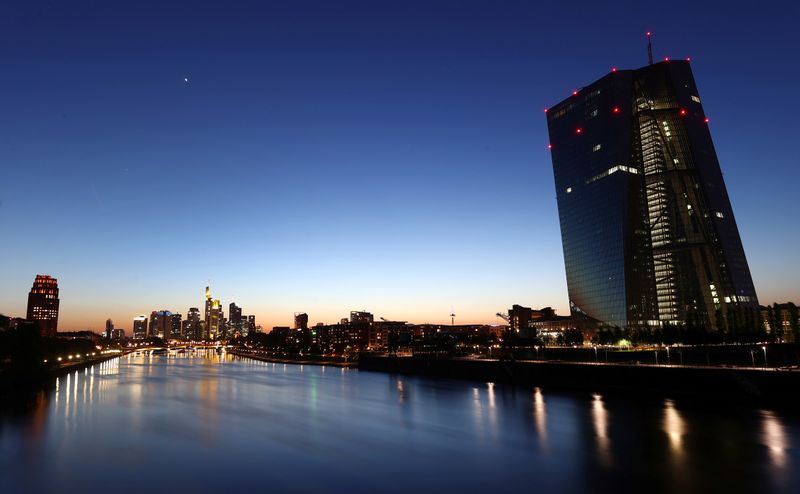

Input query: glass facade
[547,61,758,330]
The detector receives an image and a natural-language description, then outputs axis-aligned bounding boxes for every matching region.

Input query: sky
[1,0,798,332]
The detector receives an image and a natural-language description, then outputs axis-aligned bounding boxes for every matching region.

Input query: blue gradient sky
[1,1,798,332]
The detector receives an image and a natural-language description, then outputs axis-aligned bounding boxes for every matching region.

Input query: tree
[788,303,800,342]
[563,328,583,346]
[767,305,777,340]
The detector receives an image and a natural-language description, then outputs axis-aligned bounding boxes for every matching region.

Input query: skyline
[2,1,799,331]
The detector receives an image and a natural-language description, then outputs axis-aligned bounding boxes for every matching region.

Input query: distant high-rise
[26,275,60,337]
[186,307,201,340]
[546,60,758,331]
[204,286,222,339]
[133,315,148,339]
[170,313,182,340]
[350,311,374,324]
[149,310,173,339]
[105,319,114,339]
[247,315,256,334]
[294,312,309,330]
[229,302,242,334]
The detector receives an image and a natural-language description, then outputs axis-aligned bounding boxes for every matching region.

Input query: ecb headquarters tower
[545,59,758,331]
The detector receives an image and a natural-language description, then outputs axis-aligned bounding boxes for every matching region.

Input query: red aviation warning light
[611,67,617,72]
[679,109,688,116]
[547,143,553,150]
[612,106,621,114]
[704,117,710,123]
[544,108,549,113]
[572,90,579,96]
[575,128,583,135]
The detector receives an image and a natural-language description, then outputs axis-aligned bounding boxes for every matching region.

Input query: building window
[592,144,602,152]
[566,187,572,193]
[691,95,701,103]
[715,211,724,219]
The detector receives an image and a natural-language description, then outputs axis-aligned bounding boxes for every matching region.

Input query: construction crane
[495,312,510,323]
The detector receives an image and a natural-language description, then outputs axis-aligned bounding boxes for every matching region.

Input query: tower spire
[646,31,653,65]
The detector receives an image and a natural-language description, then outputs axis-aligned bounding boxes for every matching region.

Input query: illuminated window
[592,144,602,152]
[715,211,724,219]
[566,187,572,193]
[691,95,701,103]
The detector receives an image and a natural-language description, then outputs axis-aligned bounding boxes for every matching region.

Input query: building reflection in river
[591,393,611,465]
[663,399,685,452]
[532,387,547,449]
[761,410,788,467]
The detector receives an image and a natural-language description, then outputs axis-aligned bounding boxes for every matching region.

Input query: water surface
[1,353,797,493]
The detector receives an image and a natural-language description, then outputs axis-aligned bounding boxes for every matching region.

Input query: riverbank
[359,355,800,407]
[0,352,126,414]
[49,352,125,377]
[229,349,357,368]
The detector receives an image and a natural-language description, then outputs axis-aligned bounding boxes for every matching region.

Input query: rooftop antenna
[646,31,653,65]
[450,307,455,326]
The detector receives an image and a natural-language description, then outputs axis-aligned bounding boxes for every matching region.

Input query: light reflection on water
[1,353,798,493]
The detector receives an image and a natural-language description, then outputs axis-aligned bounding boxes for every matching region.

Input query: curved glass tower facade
[546,61,758,331]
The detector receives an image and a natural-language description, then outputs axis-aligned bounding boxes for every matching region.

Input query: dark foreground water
[1,352,798,493]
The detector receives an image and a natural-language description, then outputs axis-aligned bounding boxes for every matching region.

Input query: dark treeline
[592,304,799,346]
[1,320,97,392]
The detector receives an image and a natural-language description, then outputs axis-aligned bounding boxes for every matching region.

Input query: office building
[204,286,222,339]
[546,59,758,331]
[247,315,256,333]
[294,312,309,330]
[229,302,242,333]
[149,310,173,339]
[133,315,148,339]
[186,307,201,340]
[26,275,60,337]
[105,318,114,339]
[350,311,374,324]
[170,313,182,340]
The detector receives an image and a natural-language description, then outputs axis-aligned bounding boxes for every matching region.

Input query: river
[1,352,797,493]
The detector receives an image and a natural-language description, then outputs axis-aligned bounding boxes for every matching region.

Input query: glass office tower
[546,60,757,331]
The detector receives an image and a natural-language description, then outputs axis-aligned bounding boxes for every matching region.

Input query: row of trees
[589,303,799,346]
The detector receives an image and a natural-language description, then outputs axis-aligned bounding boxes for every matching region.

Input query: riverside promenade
[359,355,800,407]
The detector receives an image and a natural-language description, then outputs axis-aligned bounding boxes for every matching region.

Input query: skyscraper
[229,302,242,334]
[133,315,148,339]
[170,313,182,340]
[204,286,222,339]
[26,275,60,337]
[247,315,256,334]
[546,60,758,331]
[294,312,309,330]
[105,318,114,339]
[186,307,201,340]
[149,310,173,339]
